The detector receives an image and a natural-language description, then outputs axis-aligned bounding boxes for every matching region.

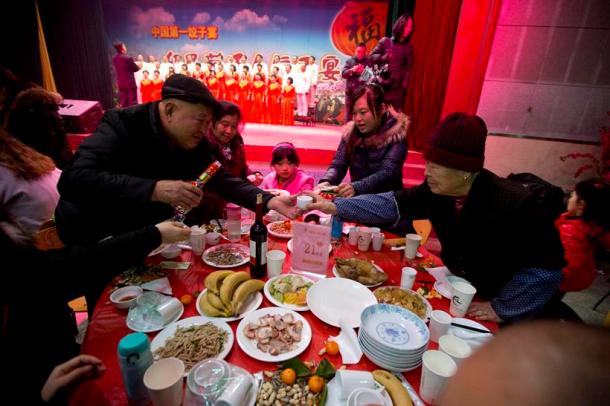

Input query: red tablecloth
[70,234,497,405]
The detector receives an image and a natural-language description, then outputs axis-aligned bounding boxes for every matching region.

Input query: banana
[204,270,234,294]
[372,370,412,406]
[231,279,265,314]
[219,271,251,307]
[207,290,231,313]
[199,292,231,317]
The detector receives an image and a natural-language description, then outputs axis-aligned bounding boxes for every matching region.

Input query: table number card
[291,222,331,277]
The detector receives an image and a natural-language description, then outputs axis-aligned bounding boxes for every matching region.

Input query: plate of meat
[236,307,312,362]
[267,220,293,239]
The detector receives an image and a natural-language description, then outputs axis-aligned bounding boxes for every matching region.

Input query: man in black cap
[55,74,295,245]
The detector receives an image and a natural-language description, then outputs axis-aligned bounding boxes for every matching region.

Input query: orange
[308,375,325,393]
[280,368,296,385]
[325,340,340,356]
[180,294,193,305]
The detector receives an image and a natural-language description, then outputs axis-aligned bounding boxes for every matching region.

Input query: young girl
[260,142,314,194]
[557,178,610,292]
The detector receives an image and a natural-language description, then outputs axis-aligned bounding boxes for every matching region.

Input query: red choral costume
[267,82,282,125]
[281,84,296,125]
[250,80,266,123]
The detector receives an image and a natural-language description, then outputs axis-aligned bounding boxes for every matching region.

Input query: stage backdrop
[101,0,388,123]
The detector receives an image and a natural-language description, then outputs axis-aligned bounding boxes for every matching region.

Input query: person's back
[112,42,139,107]
[0,128,60,245]
[112,53,138,89]
[440,321,610,406]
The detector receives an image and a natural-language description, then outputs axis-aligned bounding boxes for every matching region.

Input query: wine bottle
[173,161,222,222]
[249,193,267,279]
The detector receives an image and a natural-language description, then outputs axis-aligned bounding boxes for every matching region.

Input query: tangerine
[180,294,193,305]
[280,368,297,385]
[308,375,325,393]
[325,340,340,355]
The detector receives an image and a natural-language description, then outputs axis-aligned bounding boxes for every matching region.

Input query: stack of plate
[358,304,429,372]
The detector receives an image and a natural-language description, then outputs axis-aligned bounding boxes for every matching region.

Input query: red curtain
[404,0,463,150]
[441,0,503,117]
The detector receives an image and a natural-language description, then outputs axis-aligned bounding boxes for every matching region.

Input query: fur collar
[342,109,410,149]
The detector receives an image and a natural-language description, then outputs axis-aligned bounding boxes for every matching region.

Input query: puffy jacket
[320,110,409,195]
[556,213,608,291]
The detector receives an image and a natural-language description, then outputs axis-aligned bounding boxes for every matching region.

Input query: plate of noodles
[151,316,234,375]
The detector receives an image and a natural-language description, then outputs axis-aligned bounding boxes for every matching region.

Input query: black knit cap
[162,74,222,116]
[423,112,488,172]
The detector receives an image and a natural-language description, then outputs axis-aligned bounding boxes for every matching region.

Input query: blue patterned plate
[361,304,429,351]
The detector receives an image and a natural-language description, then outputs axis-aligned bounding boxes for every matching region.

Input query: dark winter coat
[320,110,409,195]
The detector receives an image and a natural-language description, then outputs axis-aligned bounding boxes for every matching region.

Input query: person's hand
[267,195,298,219]
[467,302,503,323]
[247,173,264,186]
[301,191,338,215]
[41,355,106,402]
[155,221,191,243]
[336,183,355,198]
[313,181,332,195]
[152,180,203,211]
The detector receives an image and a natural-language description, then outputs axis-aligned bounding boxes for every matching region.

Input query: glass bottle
[249,193,267,279]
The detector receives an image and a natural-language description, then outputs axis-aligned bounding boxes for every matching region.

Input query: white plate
[195,289,263,322]
[307,278,378,328]
[126,302,184,333]
[202,243,250,268]
[263,274,315,311]
[267,220,293,239]
[150,316,234,375]
[325,376,392,406]
[332,263,387,288]
[287,239,332,254]
[236,307,312,362]
[264,188,290,197]
[448,317,492,349]
[434,276,468,299]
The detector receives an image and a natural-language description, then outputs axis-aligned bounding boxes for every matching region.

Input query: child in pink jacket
[260,142,314,195]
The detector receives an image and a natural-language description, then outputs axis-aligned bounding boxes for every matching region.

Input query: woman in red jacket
[557,178,610,292]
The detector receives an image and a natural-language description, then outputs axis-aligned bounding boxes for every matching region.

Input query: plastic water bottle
[331,216,343,240]
[118,332,153,404]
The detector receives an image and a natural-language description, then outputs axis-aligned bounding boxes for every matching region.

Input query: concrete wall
[485,134,601,191]
[477,0,610,143]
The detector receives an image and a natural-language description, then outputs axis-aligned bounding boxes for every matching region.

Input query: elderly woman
[318,84,409,197]
[307,113,565,322]
[187,101,262,224]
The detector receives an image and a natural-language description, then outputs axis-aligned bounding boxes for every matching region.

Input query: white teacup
[190,227,206,255]
[438,334,472,365]
[420,350,457,404]
[335,370,375,400]
[144,357,185,406]
[205,231,221,246]
[429,310,452,343]
[297,195,313,210]
[216,374,251,406]
[347,387,385,406]
[449,281,477,317]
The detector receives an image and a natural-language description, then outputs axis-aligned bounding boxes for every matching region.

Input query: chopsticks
[451,322,494,335]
